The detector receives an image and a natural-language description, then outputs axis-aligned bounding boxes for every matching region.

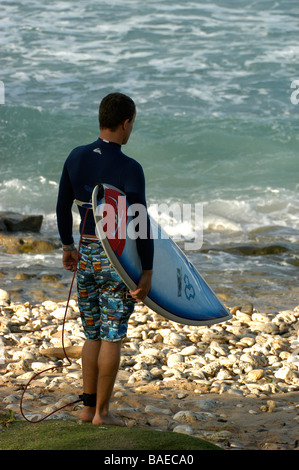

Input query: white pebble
[173,411,197,423]
[274,366,294,380]
[3,394,19,404]
[173,424,194,436]
[145,405,172,415]
[167,353,184,368]
[180,345,198,356]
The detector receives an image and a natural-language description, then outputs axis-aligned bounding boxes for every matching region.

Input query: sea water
[1,0,299,310]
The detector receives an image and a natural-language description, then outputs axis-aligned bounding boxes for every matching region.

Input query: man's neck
[99,129,123,145]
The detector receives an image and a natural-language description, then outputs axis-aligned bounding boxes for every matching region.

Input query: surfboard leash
[19,208,90,423]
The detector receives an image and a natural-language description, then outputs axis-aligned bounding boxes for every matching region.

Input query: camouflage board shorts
[76,239,135,342]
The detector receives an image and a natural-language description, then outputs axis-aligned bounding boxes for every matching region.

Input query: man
[56,93,153,426]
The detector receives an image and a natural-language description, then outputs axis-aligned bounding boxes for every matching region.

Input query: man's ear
[121,118,130,130]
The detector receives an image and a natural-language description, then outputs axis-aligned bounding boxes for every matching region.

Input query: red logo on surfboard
[102,188,127,256]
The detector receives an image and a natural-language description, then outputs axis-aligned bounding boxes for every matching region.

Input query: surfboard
[91,183,232,326]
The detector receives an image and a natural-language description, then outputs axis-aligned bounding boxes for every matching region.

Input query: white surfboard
[92,183,232,326]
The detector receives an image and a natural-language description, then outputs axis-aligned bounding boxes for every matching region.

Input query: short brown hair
[99,93,136,130]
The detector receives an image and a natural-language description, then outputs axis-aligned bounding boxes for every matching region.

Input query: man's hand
[129,270,152,302]
[62,249,78,272]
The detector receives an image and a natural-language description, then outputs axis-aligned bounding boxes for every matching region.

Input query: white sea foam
[1,175,297,245]
[147,186,299,246]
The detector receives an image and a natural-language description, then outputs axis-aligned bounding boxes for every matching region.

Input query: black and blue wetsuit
[56,138,154,270]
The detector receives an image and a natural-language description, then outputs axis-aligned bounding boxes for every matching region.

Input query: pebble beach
[1,0,299,453]
[1,277,298,451]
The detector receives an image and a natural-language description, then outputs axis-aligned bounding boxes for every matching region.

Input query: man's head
[99,93,136,131]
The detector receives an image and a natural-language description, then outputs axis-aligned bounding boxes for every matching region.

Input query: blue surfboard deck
[92,183,232,326]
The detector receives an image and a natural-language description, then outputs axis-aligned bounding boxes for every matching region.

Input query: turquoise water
[1,0,299,309]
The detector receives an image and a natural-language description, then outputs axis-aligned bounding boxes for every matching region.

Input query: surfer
[56,92,154,425]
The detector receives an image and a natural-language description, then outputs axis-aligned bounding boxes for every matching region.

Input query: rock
[42,300,59,311]
[196,399,217,411]
[145,405,172,415]
[0,212,43,232]
[152,333,163,343]
[67,370,82,380]
[168,332,185,346]
[12,351,35,361]
[230,306,241,315]
[249,322,279,334]
[180,345,198,356]
[173,411,197,423]
[274,366,295,381]
[167,353,184,367]
[15,273,34,281]
[260,400,276,412]
[25,414,45,422]
[55,395,79,408]
[0,218,7,231]
[200,361,221,377]
[40,346,82,360]
[31,361,49,372]
[209,341,227,356]
[287,349,299,368]
[247,369,264,381]
[241,303,254,315]
[240,352,268,367]
[128,370,152,383]
[227,244,289,256]
[40,274,61,283]
[141,347,164,359]
[50,331,72,347]
[277,310,298,322]
[5,403,22,414]
[0,289,10,305]
[3,394,19,404]
[51,307,73,321]
[216,369,233,380]
[0,233,58,254]
[173,424,194,436]
[238,336,255,347]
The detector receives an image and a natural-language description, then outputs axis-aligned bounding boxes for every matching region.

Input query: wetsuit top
[56,138,154,270]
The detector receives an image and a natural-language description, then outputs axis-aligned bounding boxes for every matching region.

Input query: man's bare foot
[92,412,124,427]
[79,406,96,422]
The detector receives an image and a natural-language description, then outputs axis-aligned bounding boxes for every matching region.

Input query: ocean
[1,0,298,311]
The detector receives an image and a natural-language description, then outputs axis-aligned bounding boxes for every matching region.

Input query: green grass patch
[0,415,221,450]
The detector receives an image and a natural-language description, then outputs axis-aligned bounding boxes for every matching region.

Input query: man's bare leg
[79,338,101,422]
[92,339,123,426]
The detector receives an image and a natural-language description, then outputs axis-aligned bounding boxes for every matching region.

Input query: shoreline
[1,260,299,315]
[1,226,299,313]
[1,286,298,450]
